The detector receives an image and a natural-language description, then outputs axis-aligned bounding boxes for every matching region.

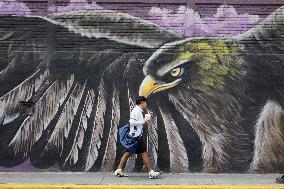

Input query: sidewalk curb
[0,185,284,189]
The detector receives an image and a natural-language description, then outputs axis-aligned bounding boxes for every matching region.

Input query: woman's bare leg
[118,152,133,170]
[141,151,152,172]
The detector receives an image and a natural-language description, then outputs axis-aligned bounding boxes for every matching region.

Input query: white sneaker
[148,170,161,179]
[114,169,128,177]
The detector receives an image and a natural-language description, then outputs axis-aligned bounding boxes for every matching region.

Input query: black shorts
[126,138,147,154]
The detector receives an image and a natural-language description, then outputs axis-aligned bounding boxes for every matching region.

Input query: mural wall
[0,0,283,173]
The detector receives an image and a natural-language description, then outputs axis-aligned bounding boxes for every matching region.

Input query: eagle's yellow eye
[170,67,184,77]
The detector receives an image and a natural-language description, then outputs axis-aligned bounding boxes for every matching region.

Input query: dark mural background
[0,0,283,173]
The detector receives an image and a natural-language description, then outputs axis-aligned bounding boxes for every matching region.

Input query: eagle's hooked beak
[139,75,182,98]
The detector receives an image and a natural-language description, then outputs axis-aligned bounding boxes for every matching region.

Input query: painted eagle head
[139,38,243,98]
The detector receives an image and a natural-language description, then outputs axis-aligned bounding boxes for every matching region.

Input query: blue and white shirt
[129,106,144,137]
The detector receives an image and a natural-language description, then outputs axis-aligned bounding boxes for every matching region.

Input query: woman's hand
[144,115,151,125]
[144,120,151,125]
[145,114,151,121]
[144,112,154,125]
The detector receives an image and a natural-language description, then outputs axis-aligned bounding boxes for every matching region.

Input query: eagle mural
[0,6,283,173]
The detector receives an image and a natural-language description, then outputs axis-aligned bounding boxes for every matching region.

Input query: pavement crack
[99,173,107,185]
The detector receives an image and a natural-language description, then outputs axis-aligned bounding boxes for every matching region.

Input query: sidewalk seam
[99,173,107,185]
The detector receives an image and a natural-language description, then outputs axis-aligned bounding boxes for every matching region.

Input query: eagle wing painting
[0,6,283,173]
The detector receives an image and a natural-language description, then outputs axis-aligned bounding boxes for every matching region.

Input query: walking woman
[114,96,161,179]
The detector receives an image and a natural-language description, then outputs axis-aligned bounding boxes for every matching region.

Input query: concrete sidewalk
[0,172,283,188]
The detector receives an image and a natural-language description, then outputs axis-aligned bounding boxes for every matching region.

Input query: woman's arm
[129,118,145,126]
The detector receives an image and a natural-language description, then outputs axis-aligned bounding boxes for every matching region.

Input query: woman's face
[140,101,147,110]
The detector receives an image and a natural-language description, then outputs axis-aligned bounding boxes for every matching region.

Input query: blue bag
[119,123,138,153]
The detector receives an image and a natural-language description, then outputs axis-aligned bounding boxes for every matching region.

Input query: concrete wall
[0,0,283,173]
